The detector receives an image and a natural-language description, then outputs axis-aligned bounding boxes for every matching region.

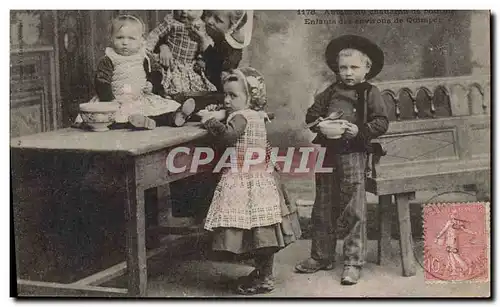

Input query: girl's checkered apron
[204,109,282,230]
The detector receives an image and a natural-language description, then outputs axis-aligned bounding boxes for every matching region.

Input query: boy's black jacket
[306,81,389,154]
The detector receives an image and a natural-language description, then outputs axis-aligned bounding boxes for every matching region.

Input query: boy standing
[295,35,389,285]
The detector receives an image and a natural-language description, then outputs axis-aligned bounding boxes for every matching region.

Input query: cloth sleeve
[145,16,174,53]
[202,42,243,91]
[203,114,247,145]
[94,56,114,101]
[356,86,389,141]
[305,88,330,133]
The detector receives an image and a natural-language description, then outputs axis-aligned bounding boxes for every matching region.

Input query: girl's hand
[212,109,226,121]
[192,20,214,51]
[191,19,207,37]
[200,114,215,125]
[205,104,219,111]
[159,44,173,68]
[343,122,359,139]
[143,81,153,94]
[197,109,213,124]
[198,109,226,123]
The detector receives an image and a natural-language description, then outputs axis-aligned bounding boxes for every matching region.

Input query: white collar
[225,10,253,49]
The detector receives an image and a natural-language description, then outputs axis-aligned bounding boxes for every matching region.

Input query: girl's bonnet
[223,67,270,121]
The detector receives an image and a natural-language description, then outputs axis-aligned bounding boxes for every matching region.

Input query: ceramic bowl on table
[318,119,349,139]
[79,102,120,132]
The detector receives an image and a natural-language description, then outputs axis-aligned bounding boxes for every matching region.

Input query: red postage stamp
[423,202,490,283]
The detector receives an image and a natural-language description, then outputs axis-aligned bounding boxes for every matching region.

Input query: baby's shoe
[128,114,157,130]
[174,98,196,127]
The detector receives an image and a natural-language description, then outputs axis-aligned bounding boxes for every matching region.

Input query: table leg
[395,192,416,277]
[125,164,148,297]
[377,195,392,266]
[145,188,160,249]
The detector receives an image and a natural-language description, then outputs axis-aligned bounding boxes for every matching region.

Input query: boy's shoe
[128,114,157,130]
[294,258,334,274]
[341,265,361,285]
[174,98,196,127]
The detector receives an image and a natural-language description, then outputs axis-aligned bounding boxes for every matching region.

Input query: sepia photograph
[9,8,491,298]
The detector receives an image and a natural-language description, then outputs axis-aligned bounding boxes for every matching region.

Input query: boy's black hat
[325,34,384,80]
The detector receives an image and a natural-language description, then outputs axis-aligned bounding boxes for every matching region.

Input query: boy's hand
[159,45,173,68]
[343,122,359,139]
[143,81,153,94]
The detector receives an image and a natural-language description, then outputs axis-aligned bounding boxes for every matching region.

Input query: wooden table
[11,123,212,297]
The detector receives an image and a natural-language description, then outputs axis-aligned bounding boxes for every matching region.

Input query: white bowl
[79,102,120,132]
[318,119,348,139]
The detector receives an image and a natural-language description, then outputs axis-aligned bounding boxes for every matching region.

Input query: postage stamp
[423,202,490,283]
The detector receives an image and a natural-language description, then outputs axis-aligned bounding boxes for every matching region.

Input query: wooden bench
[366,74,491,276]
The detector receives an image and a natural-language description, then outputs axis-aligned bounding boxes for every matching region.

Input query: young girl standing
[163,10,253,224]
[75,14,196,129]
[199,67,301,295]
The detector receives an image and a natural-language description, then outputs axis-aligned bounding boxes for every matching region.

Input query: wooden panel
[10,10,55,48]
[11,50,57,137]
[469,124,491,159]
[449,83,469,115]
[368,160,490,195]
[378,130,457,166]
[12,150,129,283]
[10,99,45,138]
[375,115,489,168]
[11,11,60,135]
[135,140,215,190]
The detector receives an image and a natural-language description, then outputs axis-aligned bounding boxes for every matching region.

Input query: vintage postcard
[10,9,491,298]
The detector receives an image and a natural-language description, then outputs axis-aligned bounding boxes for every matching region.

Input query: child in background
[75,14,196,130]
[295,35,389,285]
[196,10,253,91]
[198,67,301,295]
[145,10,217,96]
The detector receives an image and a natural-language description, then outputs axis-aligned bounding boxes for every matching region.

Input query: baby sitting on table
[74,14,214,130]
